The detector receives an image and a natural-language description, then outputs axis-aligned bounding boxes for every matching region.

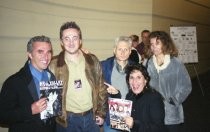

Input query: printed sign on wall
[170,26,198,63]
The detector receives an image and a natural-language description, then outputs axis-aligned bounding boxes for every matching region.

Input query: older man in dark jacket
[0,35,56,132]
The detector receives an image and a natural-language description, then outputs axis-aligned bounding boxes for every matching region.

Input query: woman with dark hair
[124,64,166,132]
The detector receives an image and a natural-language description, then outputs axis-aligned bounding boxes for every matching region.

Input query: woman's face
[150,38,163,56]
[129,70,147,95]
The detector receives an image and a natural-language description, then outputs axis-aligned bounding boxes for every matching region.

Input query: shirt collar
[114,59,128,74]
[29,62,44,81]
[152,54,170,73]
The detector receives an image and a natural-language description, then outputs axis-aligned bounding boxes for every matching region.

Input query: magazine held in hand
[40,80,63,120]
[109,98,133,131]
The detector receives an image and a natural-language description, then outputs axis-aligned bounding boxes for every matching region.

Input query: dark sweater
[126,88,166,132]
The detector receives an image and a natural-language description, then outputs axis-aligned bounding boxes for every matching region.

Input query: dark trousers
[166,123,185,132]
[56,112,100,132]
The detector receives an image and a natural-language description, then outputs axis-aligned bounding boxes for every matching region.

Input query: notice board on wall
[170,26,198,63]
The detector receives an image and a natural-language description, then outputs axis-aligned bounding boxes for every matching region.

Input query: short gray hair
[27,35,52,53]
[114,36,132,48]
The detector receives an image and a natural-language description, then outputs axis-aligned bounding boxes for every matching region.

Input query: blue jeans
[56,112,100,132]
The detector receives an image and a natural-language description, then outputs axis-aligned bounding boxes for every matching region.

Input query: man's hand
[31,98,47,115]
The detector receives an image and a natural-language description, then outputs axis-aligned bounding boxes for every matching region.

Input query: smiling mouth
[41,60,48,64]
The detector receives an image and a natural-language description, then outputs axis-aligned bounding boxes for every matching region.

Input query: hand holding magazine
[40,80,63,120]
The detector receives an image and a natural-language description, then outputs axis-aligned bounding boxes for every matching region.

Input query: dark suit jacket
[0,61,56,132]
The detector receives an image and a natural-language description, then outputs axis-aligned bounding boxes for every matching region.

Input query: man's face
[28,42,52,72]
[141,32,150,44]
[61,28,82,55]
[114,41,131,62]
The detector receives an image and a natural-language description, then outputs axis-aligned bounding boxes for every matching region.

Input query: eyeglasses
[62,36,80,42]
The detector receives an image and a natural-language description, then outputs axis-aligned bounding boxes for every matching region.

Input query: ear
[113,48,116,55]
[144,80,147,85]
[79,39,82,46]
[27,52,32,59]
[60,40,64,46]
[128,48,132,55]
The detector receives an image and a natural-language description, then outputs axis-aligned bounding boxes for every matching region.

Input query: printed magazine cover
[108,98,133,131]
[40,80,63,120]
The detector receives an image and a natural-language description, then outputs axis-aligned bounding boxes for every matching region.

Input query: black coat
[0,61,56,132]
[126,88,166,132]
[129,49,140,63]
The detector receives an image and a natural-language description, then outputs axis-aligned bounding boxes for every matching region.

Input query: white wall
[0,0,152,131]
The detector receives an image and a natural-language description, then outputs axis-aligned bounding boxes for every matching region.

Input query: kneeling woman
[124,64,166,132]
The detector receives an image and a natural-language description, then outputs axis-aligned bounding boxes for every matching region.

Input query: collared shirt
[29,62,49,97]
[65,54,92,113]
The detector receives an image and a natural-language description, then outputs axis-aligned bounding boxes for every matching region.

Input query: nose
[131,78,138,85]
[133,78,138,84]
[68,38,74,43]
[43,52,51,60]
[150,44,155,50]
[120,49,127,55]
